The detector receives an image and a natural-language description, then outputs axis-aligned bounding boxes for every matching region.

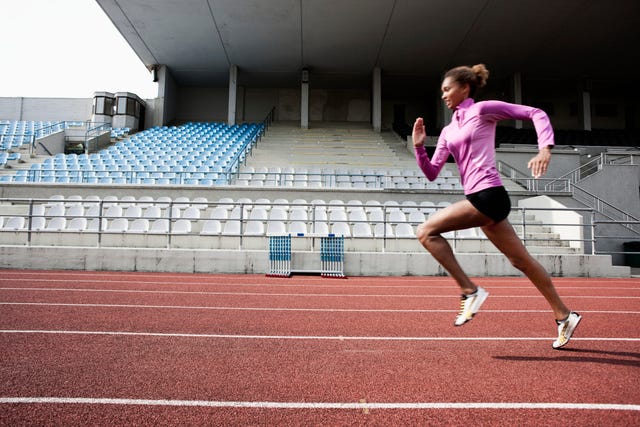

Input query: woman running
[412,63,580,349]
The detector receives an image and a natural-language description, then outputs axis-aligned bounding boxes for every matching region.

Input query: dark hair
[444,64,489,97]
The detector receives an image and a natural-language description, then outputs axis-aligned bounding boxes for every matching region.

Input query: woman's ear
[462,83,471,97]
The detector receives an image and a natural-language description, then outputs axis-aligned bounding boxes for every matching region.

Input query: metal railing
[545,152,638,191]
[3,197,635,261]
[496,161,571,192]
[84,122,111,153]
[571,184,640,234]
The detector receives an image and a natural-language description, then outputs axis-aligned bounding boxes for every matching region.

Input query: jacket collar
[454,97,475,124]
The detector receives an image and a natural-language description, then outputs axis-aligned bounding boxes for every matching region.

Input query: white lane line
[2,302,639,315]
[1,278,638,290]
[1,288,638,299]
[0,397,638,411]
[1,330,638,342]
[2,271,638,283]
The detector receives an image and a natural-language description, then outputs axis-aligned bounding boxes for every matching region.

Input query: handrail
[545,152,638,191]
[222,111,273,184]
[1,197,626,259]
[84,121,111,154]
[571,183,640,235]
[496,161,571,192]
[262,106,276,131]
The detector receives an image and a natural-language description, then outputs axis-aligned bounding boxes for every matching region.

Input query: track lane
[1,271,638,425]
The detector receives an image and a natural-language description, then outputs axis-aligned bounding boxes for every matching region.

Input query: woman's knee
[507,253,538,273]
[416,222,438,245]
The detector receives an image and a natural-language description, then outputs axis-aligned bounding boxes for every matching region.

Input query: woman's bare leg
[481,220,571,320]
[416,200,492,294]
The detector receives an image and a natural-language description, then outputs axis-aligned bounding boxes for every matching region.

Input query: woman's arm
[478,100,555,178]
[478,100,555,150]
[412,117,448,180]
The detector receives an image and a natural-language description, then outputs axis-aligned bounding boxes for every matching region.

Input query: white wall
[518,195,583,250]
[0,97,92,121]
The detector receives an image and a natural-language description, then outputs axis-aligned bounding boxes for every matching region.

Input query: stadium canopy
[97,0,640,87]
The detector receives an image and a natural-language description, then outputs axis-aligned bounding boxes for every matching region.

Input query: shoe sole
[552,314,582,349]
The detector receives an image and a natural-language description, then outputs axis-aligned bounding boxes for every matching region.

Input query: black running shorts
[465,186,511,223]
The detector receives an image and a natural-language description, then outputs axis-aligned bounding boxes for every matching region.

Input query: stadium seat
[172,219,192,234]
[67,217,88,231]
[200,220,222,235]
[46,217,67,231]
[353,223,373,237]
[395,223,415,237]
[129,219,150,233]
[244,221,264,236]
[331,222,351,237]
[288,221,307,236]
[266,221,286,236]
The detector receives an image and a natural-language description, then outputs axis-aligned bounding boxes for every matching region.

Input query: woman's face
[441,77,469,110]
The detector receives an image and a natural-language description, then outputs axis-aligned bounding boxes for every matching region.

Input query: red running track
[0,270,639,426]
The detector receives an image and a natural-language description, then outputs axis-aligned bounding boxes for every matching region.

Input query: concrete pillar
[228,64,238,126]
[153,65,176,127]
[580,91,592,131]
[512,72,523,129]
[301,68,309,129]
[372,67,382,132]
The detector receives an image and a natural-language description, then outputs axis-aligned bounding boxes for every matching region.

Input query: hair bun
[471,64,489,88]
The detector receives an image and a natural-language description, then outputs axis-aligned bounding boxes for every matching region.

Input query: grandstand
[0,1,638,277]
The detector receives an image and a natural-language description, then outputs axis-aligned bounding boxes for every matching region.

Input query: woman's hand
[527,146,552,178]
[412,118,426,147]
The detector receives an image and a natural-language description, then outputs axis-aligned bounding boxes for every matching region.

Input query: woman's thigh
[420,199,493,236]
[481,220,532,265]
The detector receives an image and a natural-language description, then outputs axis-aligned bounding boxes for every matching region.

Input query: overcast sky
[0,0,158,99]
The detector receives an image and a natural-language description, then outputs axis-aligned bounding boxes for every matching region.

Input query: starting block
[320,235,345,278]
[266,234,345,278]
[266,235,292,277]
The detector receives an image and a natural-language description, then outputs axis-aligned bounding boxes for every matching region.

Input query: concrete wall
[0,97,92,121]
[496,147,581,180]
[35,131,65,155]
[172,86,371,125]
[0,246,628,277]
[176,87,228,123]
[579,164,640,217]
[243,88,278,122]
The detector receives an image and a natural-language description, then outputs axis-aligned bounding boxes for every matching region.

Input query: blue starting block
[320,235,345,278]
[266,235,292,277]
[266,234,345,278]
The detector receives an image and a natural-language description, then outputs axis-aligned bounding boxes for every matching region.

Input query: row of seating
[232,167,461,190]
[110,127,130,139]
[12,202,439,225]
[0,214,436,238]
[0,151,21,168]
[1,160,462,189]
[12,194,450,212]
[0,196,471,243]
[2,122,265,184]
[0,121,74,150]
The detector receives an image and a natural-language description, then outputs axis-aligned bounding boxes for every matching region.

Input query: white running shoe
[454,286,489,326]
[552,312,582,349]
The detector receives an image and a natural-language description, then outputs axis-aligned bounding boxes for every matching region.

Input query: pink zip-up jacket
[415,98,555,195]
